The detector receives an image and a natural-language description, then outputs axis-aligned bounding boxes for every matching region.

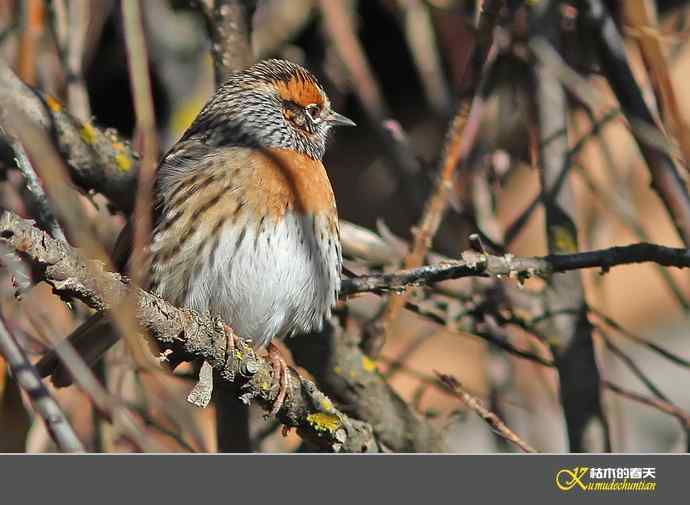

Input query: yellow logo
[555,466,657,492]
[556,467,589,491]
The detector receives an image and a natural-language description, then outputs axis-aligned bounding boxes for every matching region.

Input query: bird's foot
[224,324,239,355]
[267,342,291,416]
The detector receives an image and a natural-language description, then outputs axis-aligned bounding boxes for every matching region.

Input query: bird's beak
[328,111,356,127]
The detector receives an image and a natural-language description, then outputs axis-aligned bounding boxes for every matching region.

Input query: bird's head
[186,59,355,160]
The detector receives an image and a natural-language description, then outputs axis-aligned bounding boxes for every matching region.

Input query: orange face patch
[274,75,324,109]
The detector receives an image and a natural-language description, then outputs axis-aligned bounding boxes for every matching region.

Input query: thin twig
[580,0,690,247]
[120,0,162,370]
[437,371,537,453]
[625,0,690,172]
[17,0,44,86]
[401,298,555,367]
[23,308,161,452]
[591,308,690,369]
[396,0,452,117]
[599,326,690,450]
[122,0,158,288]
[368,41,498,356]
[604,380,690,430]
[503,108,621,247]
[598,329,670,403]
[574,158,690,312]
[50,0,91,121]
[9,140,66,242]
[341,242,690,296]
[0,314,84,453]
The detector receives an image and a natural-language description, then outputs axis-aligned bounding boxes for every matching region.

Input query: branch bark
[0,211,377,453]
[340,243,690,296]
[0,59,138,214]
[199,0,257,84]
[288,314,446,452]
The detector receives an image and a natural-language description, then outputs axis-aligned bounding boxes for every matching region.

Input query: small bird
[37,59,355,414]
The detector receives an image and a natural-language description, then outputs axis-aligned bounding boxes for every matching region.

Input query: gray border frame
[0,454,684,503]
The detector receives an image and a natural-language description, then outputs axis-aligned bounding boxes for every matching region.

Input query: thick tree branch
[198,0,257,83]
[0,60,138,214]
[0,211,377,453]
[288,315,446,452]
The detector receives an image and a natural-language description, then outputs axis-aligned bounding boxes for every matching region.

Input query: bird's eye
[305,103,321,122]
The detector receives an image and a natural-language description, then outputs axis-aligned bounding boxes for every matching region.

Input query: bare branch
[604,380,690,430]
[49,0,92,121]
[0,314,84,452]
[288,312,446,452]
[0,60,138,214]
[437,372,537,453]
[341,242,690,296]
[0,211,377,452]
[122,0,159,284]
[366,5,502,356]
[532,0,607,452]
[7,139,66,242]
[579,0,690,247]
[198,0,257,82]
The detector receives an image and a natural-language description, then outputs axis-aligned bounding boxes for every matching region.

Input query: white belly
[181,211,340,348]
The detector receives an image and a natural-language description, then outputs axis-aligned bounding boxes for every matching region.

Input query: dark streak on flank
[207,216,227,268]
[255,215,266,249]
[232,200,246,223]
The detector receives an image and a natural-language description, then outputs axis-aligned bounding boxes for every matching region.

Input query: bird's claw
[267,342,291,416]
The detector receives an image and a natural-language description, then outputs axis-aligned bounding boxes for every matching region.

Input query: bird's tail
[35,312,119,387]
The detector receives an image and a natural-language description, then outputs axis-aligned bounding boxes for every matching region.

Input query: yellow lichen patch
[307,412,341,433]
[550,225,578,253]
[45,95,62,112]
[361,356,377,373]
[80,123,97,145]
[114,152,132,172]
[320,398,333,412]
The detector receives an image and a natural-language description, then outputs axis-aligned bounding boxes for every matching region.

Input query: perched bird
[37,59,355,414]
